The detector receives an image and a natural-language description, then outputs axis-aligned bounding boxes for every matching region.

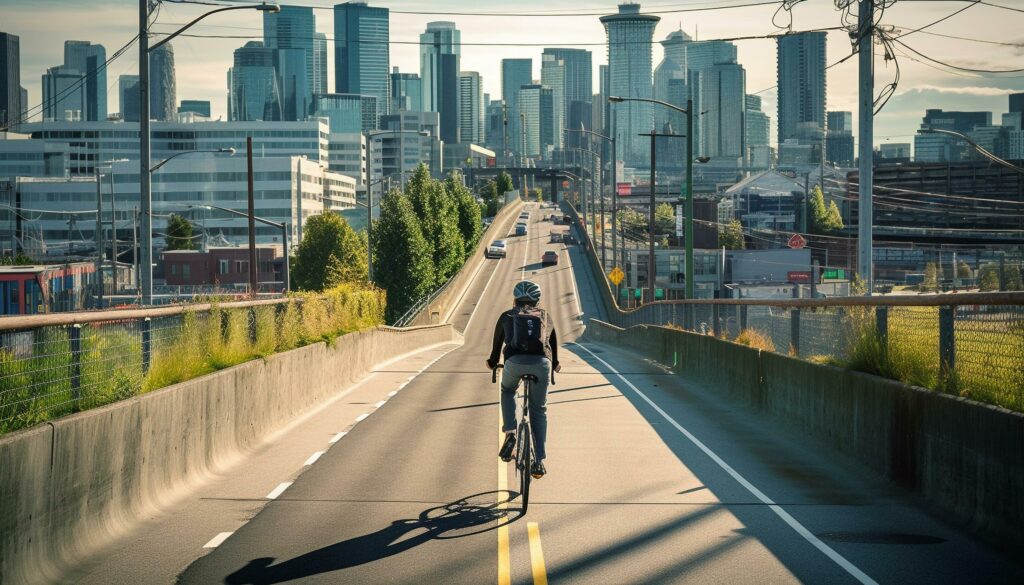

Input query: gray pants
[500,355,550,461]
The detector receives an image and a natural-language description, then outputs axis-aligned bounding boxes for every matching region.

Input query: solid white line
[355,413,369,422]
[203,532,233,549]
[303,451,324,466]
[573,343,879,585]
[265,482,292,500]
[564,232,585,321]
[375,400,387,408]
[463,256,503,335]
[329,431,347,444]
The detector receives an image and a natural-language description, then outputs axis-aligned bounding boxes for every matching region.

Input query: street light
[187,204,290,293]
[139,2,279,305]
[919,127,1024,174]
[610,95,705,300]
[150,148,235,173]
[365,130,429,281]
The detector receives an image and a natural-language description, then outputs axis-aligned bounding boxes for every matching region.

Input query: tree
[446,172,483,256]
[406,164,465,286]
[373,190,436,322]
[1006,265,1023,291]
[978,263,1000,291]
[956,260,972,280]
[654,203,675,234]
[617,207,646,235]
[807,186,844,235]
[478,179,500,217]
[290,212,367,291]
[495,172,514,200]
[533,188,543,202]
[0,252,35,265]
[165,214,195,251]
[922,262,939,292]
[718,219,745,250]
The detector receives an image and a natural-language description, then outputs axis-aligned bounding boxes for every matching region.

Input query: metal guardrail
[0,292,383,434]
[392,272,458,328]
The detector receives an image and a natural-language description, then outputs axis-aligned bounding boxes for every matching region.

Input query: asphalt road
[73,203,1023,584]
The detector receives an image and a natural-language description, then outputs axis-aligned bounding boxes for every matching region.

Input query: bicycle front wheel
[518,421,532,513]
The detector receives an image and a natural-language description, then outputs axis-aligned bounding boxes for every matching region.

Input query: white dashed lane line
[375,400,387,408]
[203,532,233,549]
[329,431,347,444]
[303,451,324,466]
[355,413,370,422]
[265,482,292,500]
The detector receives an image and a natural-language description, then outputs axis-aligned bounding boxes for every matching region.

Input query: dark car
[542,250,559,266]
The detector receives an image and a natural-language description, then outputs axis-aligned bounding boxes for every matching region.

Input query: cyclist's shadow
[224,490,522,584]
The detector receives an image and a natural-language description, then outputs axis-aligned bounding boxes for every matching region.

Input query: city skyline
[2,0,1022,147]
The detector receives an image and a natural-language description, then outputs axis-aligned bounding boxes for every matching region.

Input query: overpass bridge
[1,202,1022,584]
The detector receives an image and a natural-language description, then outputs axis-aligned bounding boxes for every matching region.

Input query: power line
[894,1,980,40]
[164,0,786,17]
[891,37,1024,74]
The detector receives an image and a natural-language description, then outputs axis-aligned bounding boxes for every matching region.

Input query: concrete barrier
[0,324,460,585]
[583,320,1024,550]
[410,197,524,327]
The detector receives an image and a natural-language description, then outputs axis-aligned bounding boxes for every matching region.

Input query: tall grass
[1,284,386,435]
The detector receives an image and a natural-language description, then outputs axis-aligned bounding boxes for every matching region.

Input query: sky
[4,0,1024,148]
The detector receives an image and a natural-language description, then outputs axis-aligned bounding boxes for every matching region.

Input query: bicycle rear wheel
[517,420,532,513]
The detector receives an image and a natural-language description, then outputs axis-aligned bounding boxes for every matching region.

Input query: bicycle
[492,364,554,514]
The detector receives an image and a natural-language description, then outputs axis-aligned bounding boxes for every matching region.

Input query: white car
[485,239,507,259]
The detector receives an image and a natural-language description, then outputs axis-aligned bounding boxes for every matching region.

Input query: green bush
[1,285,386,435]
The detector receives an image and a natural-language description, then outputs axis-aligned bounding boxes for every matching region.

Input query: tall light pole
[857,0,875,294]
[187,204,290,293]
[610,96,707,299]
[365,130,429,282]
[139,1,278,305]
[567,128,616,274]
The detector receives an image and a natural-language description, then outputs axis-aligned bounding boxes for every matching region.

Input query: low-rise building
[162,246,283,291]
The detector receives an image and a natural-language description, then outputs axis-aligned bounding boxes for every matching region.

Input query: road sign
[617,182,632,196]
[787,271,812,283]
[788,233,807,249]
[608,267,625,286]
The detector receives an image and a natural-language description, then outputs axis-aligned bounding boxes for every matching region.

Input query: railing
[392,272,458,328]
[0,289,385,434]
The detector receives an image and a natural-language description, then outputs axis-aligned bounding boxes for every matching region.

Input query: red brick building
[162,247,284,291]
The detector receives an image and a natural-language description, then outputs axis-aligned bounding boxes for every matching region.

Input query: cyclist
[486,280,560,479]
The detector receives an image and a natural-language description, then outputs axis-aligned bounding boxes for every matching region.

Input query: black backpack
[509,306,548,356]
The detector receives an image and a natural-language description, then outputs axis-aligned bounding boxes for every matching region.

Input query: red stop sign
[788,234,807,249]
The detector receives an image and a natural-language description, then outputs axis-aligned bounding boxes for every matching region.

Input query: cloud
[897,85,1022,98]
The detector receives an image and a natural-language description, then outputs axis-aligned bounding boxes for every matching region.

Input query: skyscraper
[517,84,556,158]
[745,94,770,168]
[914,109,991,162]
[43,41,107,122]
[228,41,281,121]
[179,100,211,118]
[826,111,854,166]
[313,33,328,94]
[501,58,532,156]
[264,6,316,121]
[776,32,826,143]
[1009,92,1024,115]
[542,48,593,147]
[420,22,461,144]
[654,30,691,143]
[601,3,660,168]
[701,63,746,159]
[0,32,20,129]
[312,93,377,133]
[540,54,565,150]
[149,43,176,121]
[119,75,140,121]
[334,2,390,122]
[458,71,484,144]
[390,67,422,112]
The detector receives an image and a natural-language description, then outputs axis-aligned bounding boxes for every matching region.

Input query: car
[515,223,528,236]
[542,250,559,266]
[562,215,572,224]
[550,232,563,243]
[550,214,560,224]
[485,239,506,259]
[519,212,530,221]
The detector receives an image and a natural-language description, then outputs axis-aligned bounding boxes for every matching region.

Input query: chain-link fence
[602,298,1024,412]
[0,287,386,435]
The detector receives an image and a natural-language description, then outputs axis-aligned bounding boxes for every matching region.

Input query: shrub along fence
[0,285,385,434]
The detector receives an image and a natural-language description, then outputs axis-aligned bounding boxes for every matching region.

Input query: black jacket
[488,307,559,366]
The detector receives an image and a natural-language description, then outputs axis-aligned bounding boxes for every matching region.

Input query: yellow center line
[528,522,549,585]
[497,416,511,585]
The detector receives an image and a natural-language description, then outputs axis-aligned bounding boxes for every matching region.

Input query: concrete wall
[411,196,524,327]
[584,320,1024,550]
[0,324,460,585]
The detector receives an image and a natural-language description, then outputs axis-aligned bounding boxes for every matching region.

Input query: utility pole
[684,98,695,300]
[246,136,258,296]
[109,169,117,294]
[857,0,875,294]
[648,130,657,304]
[138,0,153,305]
[94,167,104,308]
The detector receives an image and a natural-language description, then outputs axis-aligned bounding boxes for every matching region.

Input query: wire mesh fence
[0,286,386,435]
[604,299,1024,412]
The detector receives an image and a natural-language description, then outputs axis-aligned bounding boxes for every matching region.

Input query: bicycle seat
[520,374,539,382]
